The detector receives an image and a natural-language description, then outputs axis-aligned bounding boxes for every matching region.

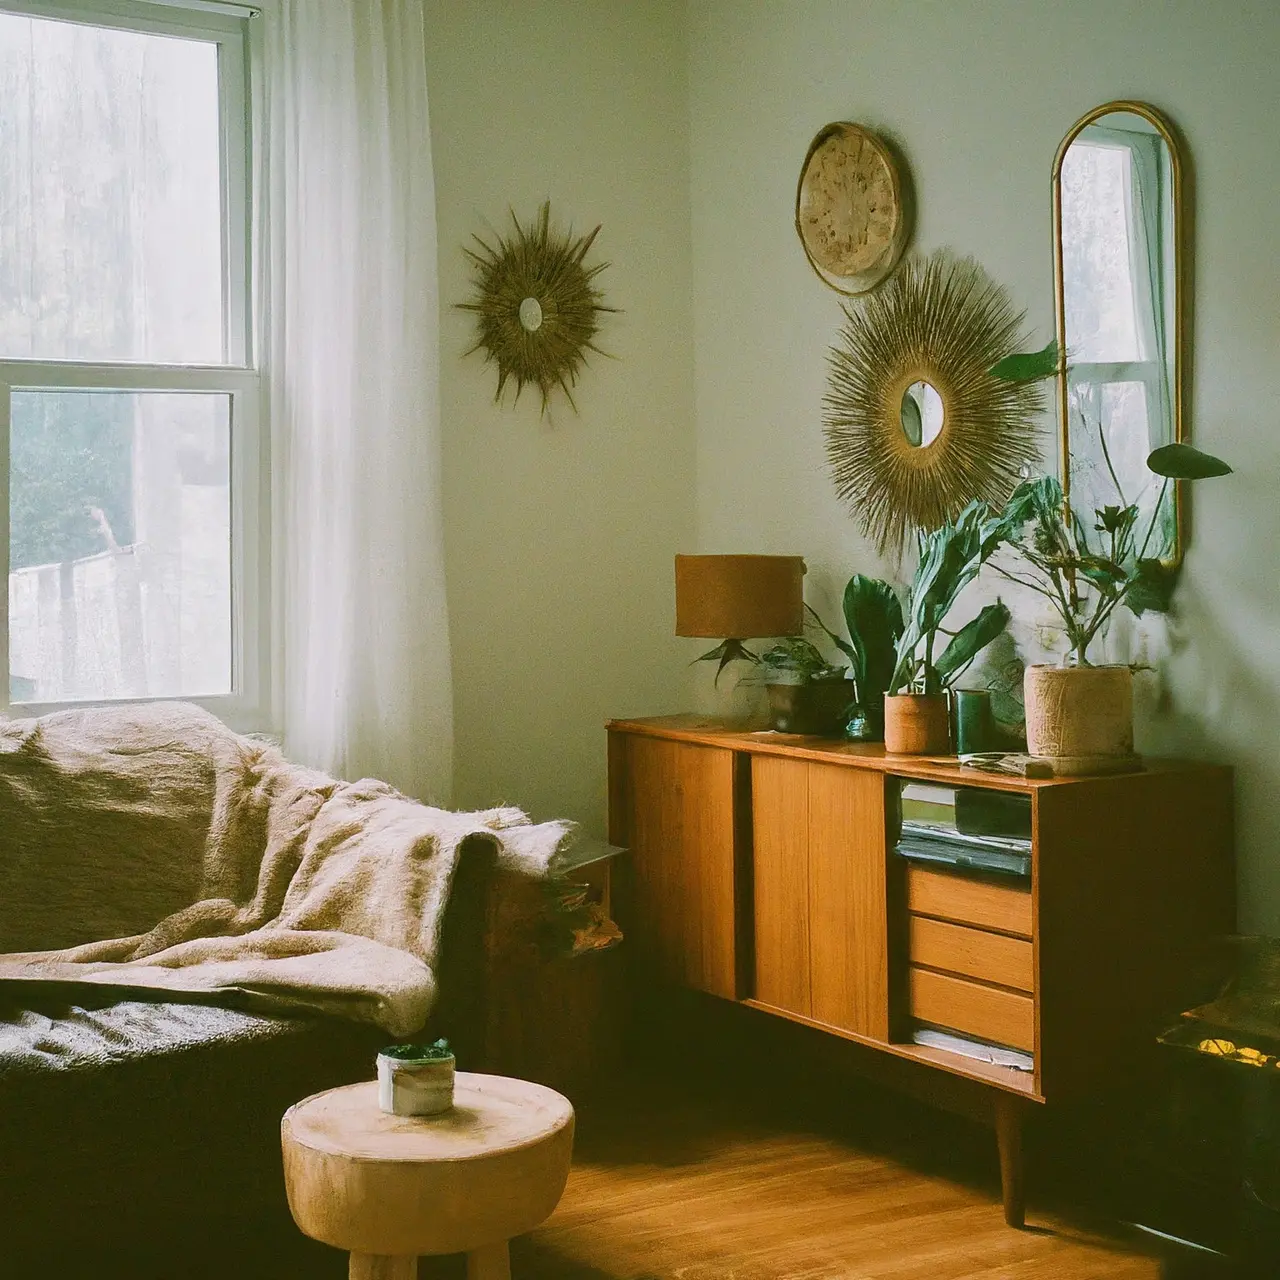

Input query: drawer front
[909,915,1034,993]
[905,866,1032,938]
[909,966,1035,1052]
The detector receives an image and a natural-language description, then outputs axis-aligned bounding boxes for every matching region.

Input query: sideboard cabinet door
[752,757,889,1041]
[609,733,740,999]
[808,762,889,1040]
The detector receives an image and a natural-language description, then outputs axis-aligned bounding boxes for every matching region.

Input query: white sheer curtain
[259,0,453,802]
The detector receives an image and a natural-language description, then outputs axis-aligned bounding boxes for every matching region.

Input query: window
[0,0,262,721]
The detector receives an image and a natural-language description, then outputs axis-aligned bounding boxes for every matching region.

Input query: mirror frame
[1051,100,1188,566]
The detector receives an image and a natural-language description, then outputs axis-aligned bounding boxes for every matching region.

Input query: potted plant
[885,500,1011,754]
[808,574,904,741]
[756,637,851,735]
[377,1037,455,1117]
[993,443,1231,760]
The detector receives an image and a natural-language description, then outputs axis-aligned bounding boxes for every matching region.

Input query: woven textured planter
[1024,665,1133,758]
[884,694,950,755]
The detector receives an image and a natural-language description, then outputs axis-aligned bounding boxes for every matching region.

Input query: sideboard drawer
[909,915,1034,993]
[909,966,1035,1052]
[905,866,1032,938]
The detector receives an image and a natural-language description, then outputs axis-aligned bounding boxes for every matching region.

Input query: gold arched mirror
[1053,101,1187,565]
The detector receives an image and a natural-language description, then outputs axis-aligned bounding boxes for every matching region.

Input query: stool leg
[349,1254,417,1280]
[466,1240,511,1280]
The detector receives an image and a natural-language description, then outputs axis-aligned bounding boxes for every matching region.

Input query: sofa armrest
[428,836,501,1067]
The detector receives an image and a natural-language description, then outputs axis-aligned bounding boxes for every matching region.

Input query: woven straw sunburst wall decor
[458,201,616,415]
[823,249,1047,554]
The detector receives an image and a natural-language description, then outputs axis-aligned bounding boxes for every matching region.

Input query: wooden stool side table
[282,1074,575,1280]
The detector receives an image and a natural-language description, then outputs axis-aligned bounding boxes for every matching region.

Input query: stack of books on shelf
[898,782,1032,880]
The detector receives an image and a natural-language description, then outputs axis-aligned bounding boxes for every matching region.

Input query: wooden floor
[395,1076,1203,1280]
[108,1069,1224,1279]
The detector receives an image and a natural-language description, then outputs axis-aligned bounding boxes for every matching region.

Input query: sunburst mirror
[459,201,616,414]
[823,249,1048,553]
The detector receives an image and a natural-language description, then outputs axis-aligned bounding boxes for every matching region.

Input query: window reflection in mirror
[1058,107,1179,562]
[900,380,944,449]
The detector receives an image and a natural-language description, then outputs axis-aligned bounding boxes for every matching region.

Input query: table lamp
[675,554,806,680]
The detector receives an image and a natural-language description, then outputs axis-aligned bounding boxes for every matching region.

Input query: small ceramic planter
[883,693,950,755]
[377,1041,455,1117]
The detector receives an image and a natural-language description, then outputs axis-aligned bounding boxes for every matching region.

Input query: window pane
[1067,377,1175,562]
[0,15,224,363]
[9,390,231,702]
[1061,141,1141,363]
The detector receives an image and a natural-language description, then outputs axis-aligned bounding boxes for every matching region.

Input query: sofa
[0,848,502,1270]
[0,704,568,1272]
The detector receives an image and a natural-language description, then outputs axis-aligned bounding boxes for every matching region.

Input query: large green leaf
[917,500,992,629]
[989,340,1059,383]
[1147,443,1233,479]
[1124,558,1179,616]
[935,602,1010,683]
[891,499,1003,693]
[995,475,1063,541]
[842,575,903,704]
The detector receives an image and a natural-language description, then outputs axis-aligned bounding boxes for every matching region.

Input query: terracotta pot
[1024,664,1133,758]
[883,693,950,755]
[766,678,854,736]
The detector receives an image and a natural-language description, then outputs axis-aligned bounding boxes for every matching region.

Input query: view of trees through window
[10,394,134,571]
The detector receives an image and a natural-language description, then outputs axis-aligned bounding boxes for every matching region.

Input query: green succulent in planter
[889,499,1012,696]
[380,1037,452,1062]
[992,443,1232,666]
[752,637,852,736]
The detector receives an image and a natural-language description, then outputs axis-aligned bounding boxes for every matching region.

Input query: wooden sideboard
[606,715,1235,1227]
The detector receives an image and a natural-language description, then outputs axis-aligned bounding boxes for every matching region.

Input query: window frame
[0,0,267,730]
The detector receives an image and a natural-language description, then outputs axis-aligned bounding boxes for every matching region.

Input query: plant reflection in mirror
[992,442,1231,665]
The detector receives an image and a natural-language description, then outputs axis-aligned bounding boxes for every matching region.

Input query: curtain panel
[259,0,453,802]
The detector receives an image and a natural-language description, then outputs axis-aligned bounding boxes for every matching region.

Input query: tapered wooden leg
[349,1253,416,1280]
[466,1240,511,1280]
[994,1093,1026,1228]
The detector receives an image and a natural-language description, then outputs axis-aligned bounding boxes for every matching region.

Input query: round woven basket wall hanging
[823,249,1047,554]
[458,201,616,415]
[795,121,911,295]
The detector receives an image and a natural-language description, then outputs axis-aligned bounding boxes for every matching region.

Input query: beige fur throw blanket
[0,703,576,1036]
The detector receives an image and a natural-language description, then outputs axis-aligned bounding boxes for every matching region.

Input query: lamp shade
[674,555,806,639]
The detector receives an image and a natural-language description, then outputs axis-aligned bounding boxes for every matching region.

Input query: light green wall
[425,0,695,830]
[427,1,1280,931]
[688,0,1280,930]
